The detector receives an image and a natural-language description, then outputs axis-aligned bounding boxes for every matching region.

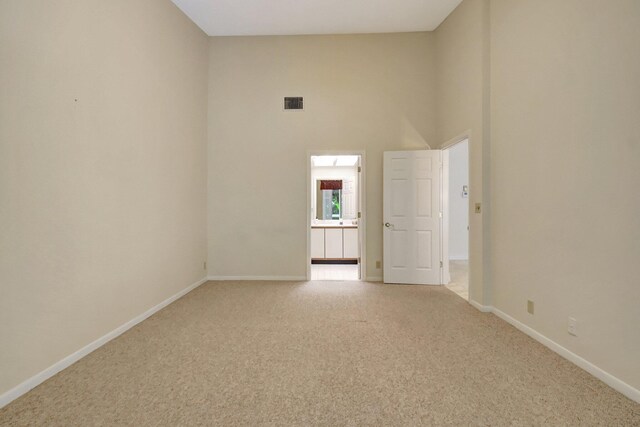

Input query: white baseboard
[208,275,383,282]
[491,306,640,403]
[207,275,307,281]
[468,299,492,312]
[0,277,207,409]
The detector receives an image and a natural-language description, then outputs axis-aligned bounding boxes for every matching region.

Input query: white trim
[469,299,492,313]
[207,275,307,281]
[440,149,450,285]
[441,130,472,150]
[449,256,469,261]
[0,277,208,409]
[489,306,640,403]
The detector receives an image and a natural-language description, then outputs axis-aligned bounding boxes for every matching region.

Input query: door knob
[384,222,392,228]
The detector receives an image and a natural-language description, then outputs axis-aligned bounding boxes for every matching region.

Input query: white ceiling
[171,0,463,36]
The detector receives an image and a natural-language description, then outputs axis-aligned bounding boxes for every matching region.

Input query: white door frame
[441,132,471,300]
[306,150,366,281]
[442,150,450,285]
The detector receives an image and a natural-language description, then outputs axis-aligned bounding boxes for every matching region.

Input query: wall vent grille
[284,97,303,110]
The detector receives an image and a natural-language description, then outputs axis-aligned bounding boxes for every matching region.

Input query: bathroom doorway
[307,153,365,281]
[443,139,469,299]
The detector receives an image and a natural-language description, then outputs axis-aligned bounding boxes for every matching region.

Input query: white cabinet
[311,227,359,259]
[310,228,325,258]
[343,228,359,259]
[325,229,343,258]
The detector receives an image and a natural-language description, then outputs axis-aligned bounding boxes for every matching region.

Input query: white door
[383,150,442,285]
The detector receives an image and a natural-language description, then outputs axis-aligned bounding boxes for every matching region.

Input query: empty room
[1,0,639,425]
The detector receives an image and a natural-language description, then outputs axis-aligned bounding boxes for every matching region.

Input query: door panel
[416,231,432,269]
[416,179,432,217]
[391,179,408,217]
[310,228,325,259]
[383,150,441,285]
[325,228,343,258]
[343,228,359,259]
[390,230,408,268]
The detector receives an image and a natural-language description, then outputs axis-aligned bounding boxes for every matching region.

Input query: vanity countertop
[311,224,358,229]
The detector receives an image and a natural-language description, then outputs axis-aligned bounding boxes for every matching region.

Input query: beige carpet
[1,281,638,426]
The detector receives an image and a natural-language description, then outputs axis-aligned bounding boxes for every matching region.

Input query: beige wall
[0,0,208,396]
[435,0,490,306]
[490,0,640,390]
[207,33,436,279]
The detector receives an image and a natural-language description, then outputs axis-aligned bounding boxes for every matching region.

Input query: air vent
[284,97,303,111]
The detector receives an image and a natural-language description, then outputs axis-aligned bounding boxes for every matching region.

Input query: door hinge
[358,212,361,219]
[358,166,361,173]
[440,261,443,268]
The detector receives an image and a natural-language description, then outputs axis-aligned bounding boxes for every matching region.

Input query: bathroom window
[317,180,342,220]
[330,189,341,219]
[321,189,341,220]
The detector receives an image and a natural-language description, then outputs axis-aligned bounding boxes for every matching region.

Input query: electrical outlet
[568,317,577,336]
[475,203,482,214]
[376,261,381,269]
[527,300,534,315]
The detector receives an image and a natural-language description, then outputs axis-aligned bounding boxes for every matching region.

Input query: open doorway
[443,139,469,299]
[308,154,364,281]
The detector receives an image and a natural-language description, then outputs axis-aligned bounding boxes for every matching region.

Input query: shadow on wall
[401,117,433,149]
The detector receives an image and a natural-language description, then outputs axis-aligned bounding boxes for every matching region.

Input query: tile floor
[445,260,468,300]
[310,264,360,281]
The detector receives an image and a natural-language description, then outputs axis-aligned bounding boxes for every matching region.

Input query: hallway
[446,260,468,300]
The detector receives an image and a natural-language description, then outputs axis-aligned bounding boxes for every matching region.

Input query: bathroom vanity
[310,224,359,260]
